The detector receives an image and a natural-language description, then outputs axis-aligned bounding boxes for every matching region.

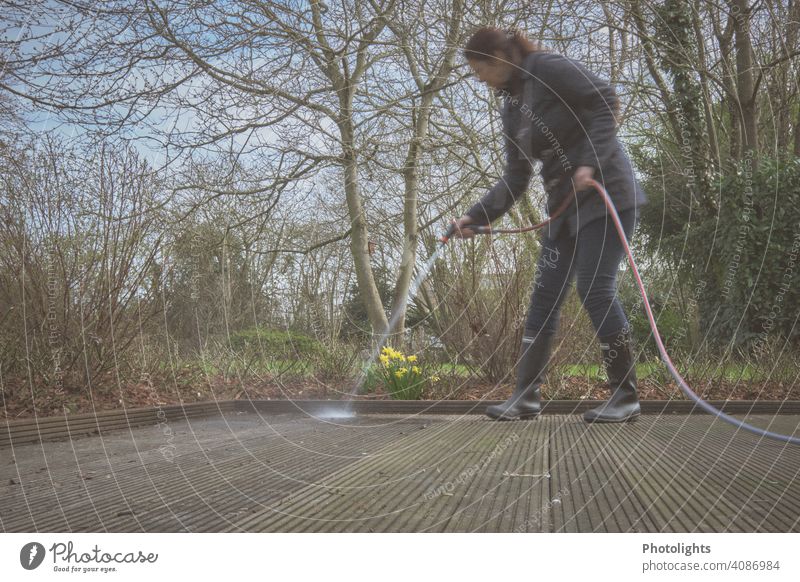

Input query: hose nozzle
[439,223,488,245]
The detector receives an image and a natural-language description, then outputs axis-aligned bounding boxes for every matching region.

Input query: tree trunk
[341,126,390,336]
[714,7,740,161]
[388,0,465,337]
[732,0,758,159]
[693,0,721,170]
[787,0,800,155]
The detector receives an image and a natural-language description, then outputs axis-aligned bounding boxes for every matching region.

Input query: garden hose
[442,178,800,446]
[439,182,579,244]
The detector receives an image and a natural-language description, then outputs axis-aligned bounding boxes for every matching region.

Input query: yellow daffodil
[411,366,421,374]
[379,354,389,366]
[383,346,405,360]
[407,355,417,362]
[431,375,440,382]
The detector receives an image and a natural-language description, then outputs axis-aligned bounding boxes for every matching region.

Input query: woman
[452,27,648,423]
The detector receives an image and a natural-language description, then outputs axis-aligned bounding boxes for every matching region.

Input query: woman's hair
[463,27,543,95]
[462,26,542,64]
[464,26,620,124]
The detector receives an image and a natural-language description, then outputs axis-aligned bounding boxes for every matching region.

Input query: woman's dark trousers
[487,207,641,422]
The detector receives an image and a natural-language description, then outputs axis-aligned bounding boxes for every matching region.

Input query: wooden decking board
[590,422,663,532]
[228,416,481,532]
[600,418,702,533]
[584,418,700,533]
[356,419,476,532]
[639,416,800,531]
[235,416,533,532]
[0,403,236,447]
[572,420,642,532]
[551,421,598,532]
[1,413,288,490]
[550,419,658,532]
[642,416,799,532]
[431,417,550,533]
[2,410,799,533]
[380,419,510,532]
[472,417,550,532]
[588,419,727,532]
[550,420,591,532]
[380,418,513,533]
[203,420,466,531]
[2,415,286,531]
[97,418,418,533]
[1,412,329,526]
[593,416,768,532]
[82,417,417,533]
[2,413,417,532]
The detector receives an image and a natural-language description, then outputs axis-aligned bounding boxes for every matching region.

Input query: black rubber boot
[584,327,641,423]
[486,333,555,421]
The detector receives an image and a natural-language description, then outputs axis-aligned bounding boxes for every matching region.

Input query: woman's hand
[450,215,478,239]
[571,166,596,193]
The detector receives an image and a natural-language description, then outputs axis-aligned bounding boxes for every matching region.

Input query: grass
[559,362,770,381]
[434,363,472,375]
[559,363,657,380]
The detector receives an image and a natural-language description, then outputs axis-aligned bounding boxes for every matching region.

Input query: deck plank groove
[2,411,798,532]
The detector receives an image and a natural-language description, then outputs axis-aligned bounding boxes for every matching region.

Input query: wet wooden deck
[2,404,799,532]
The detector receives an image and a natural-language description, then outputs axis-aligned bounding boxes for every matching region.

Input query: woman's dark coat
[465,50,648,240]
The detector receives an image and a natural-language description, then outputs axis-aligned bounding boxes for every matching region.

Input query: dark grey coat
[465,50,648,239]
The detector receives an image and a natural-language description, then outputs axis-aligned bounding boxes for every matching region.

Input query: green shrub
[309,340,362,382]
[626,296,687,359]
[637,153,800,351]
[229,327,323,357]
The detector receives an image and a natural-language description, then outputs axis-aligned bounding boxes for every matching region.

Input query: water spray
[318,189,583,420]
[438,178,800,446]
